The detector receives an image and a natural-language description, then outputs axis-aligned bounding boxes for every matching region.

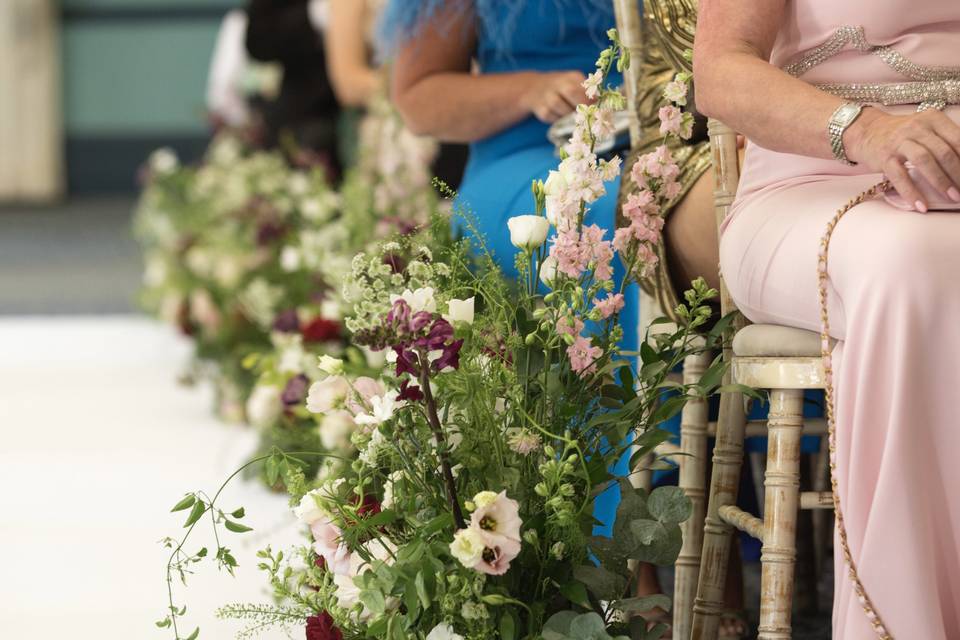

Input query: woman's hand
[847,108,960,210]
[522,71,590,124]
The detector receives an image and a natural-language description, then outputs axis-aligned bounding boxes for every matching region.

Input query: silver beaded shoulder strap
[817,179,894,640]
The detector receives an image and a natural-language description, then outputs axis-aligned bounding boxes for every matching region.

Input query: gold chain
[817,179,894,639]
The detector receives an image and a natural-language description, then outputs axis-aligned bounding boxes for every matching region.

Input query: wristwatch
[828,102,865,166]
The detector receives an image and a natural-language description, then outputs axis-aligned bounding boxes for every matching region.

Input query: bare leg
[664,165,722,294]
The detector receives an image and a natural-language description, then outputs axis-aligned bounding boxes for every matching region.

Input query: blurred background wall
[1,0,240,201]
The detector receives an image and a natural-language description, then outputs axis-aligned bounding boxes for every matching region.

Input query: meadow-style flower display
[157,35,737,640]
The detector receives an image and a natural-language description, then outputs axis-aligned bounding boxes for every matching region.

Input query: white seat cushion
[732,324,833,358]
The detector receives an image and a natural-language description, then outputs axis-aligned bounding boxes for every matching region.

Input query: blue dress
[382,0,639,537]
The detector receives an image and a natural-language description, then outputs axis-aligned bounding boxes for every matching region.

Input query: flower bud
[544,445,556,458]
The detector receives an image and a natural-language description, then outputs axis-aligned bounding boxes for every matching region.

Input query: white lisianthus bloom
[444,297,475,325]
[449,527,486,568]
[539,255,559,287]
[317,355,344,376]
[507,215,550,250]
[426,623,465,640]
[389,287,436,314]
[293,488,327,525]
[246,384,282,428]
[354,391,400,426]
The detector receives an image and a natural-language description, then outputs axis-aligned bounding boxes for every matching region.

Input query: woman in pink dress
[694,1,960,638]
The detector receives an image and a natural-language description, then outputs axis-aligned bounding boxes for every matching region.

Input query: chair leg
[691,385,747,640]
[758,389,804,640]
[673,351,711,640]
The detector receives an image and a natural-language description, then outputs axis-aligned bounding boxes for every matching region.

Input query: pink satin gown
[719,2,960,638]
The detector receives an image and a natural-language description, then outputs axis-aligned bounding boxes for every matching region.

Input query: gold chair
[689,119,835,640]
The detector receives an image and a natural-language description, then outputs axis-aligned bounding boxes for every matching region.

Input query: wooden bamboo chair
[688,119,836,640]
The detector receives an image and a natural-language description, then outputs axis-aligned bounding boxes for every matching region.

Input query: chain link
[817,179,894,639]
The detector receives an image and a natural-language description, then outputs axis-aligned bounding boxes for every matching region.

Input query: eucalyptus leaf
[648,486,692,525]
[572,565,627,601]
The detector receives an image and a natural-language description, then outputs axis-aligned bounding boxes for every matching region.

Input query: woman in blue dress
[381,0,638,537]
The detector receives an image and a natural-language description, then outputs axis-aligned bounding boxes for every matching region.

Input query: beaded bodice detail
[783,25,960,111]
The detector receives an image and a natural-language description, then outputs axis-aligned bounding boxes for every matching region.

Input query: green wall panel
[63,20,223,135]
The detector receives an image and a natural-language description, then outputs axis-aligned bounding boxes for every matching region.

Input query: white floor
[0,316,302,639]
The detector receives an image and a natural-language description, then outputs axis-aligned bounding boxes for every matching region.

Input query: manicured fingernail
[915,200,928,213]
[949,187,960,202]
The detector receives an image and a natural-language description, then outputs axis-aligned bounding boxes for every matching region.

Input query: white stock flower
[583,70,603,100]
[246,384,282,428]
[507,215,550,250]
[449,527,486,568]
[317,355,344,376]
[280,246,302,272]
[358,428,387,467]
[444,297,475,325]
[426,623,465,640]
[663,79,688,105]
[381,470,404,509]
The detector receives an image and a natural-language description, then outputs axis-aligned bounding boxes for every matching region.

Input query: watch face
[836,103,861,125]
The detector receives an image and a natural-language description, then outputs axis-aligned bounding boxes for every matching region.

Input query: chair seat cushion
[732,324,833,358]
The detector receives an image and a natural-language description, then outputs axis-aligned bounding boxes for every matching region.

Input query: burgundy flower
[354,493,382,519]
[393,347,419,377]
[256,220,285,247]
[397,379,425,402]
[302,317,342,343]
[305,612,342,640]
[433,339,464,373]
[273,309,301,333]
[281,374,310,407]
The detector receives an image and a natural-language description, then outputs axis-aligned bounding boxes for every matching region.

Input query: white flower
[354,391,400,426]
[663,79,688,105]
[319,411,356,451]
[317,355,344,376]
[306,376,350,413]
[449,527,486,568]
[473,491,499,509]
[426,623,465,640]
[583,70,603,100]
[280,246,302,272]
[507,215,550,250]
[389,287,436,314]
[381,470,404,509]
[287,172,310,196]
[149,147,179,175]
[277,337,308,374]
[246,384,282,428]
[358,428,387,467]
[293,489,327,525]
[539,255,559,287]
[444,297,475,325]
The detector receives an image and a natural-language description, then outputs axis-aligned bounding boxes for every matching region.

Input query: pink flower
[550,228,591,278]
[310,516,352,575]
[306,376,351,414]
[558,315,585,338]
[593,293,625,319]
[469,491,523,576]
[568,335,602,376]
[663,179,683,201]
[475,536,523,576]
[346,376,386,415]
[599,156,622,181]
[658,105,683,137]
[580,224,614,281]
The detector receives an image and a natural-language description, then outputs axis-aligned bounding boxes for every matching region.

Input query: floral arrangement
[157,33,734,640]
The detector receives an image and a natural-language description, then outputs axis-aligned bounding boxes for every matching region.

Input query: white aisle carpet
[0,317,303,639]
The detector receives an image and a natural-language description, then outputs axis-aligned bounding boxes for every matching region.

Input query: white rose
[426,623,465,640]
[317,355,344,376]
[539,255,559,287]
[293,489,326,525]
[507,215,550,250]
[449,528,486,568]
[246,385,282,428]
[444,297,475,325]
